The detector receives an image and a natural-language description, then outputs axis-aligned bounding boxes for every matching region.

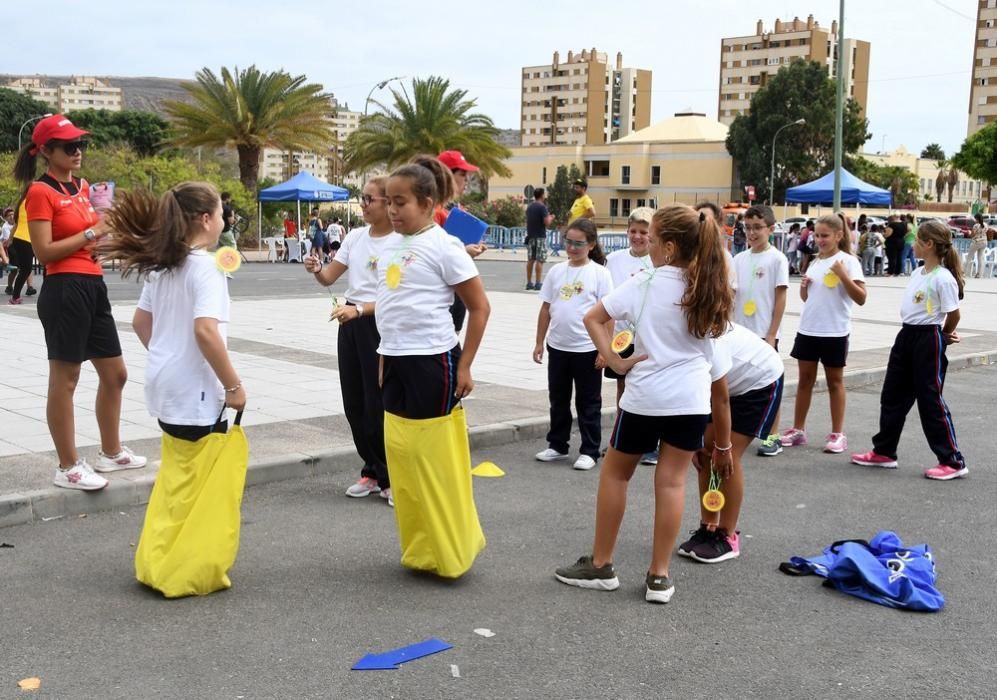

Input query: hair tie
[699,211,706,223]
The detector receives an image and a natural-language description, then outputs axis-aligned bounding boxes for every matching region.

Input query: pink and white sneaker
[53,460,108,491]
[924,464,968,481]
[345,476,381,498]
[779,427,808,447]
[93,446,148,473]
[851,451,898,469]
[824,433,847,453]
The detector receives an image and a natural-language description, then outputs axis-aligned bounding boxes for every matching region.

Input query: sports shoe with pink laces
[823,433,847,453]
[345,476,381,498]
[779,427,807,447]
[851,451,898,469]
[924,464,968,481]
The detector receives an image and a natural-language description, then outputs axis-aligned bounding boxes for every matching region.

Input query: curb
[2,349,996,530]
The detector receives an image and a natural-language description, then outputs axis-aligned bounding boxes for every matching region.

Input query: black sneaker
[689,528,740,564]
[554,555,619,591]
[645,572,675,603]
[677,524,711,558]
[3,286,11,296]
[25,287,36,296]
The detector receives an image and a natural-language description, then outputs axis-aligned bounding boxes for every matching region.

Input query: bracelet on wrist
[713,442,733,452]
[224,383,242,393]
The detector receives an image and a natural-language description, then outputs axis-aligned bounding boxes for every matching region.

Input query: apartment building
[864,145,986,207]
[718,15,870,125]
[520,49,651,147]
[6,76,123,112]
[968,0,997,135]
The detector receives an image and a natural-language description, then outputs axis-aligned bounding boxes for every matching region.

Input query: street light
[768,118,806,205]
[364,76,405,116]
[18,113,53,150]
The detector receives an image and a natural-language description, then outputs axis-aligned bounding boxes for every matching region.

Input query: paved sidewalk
[2,267,996,525]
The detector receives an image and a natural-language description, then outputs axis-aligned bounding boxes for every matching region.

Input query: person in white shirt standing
[305,176,399,505]
[732,204,789,457]
[781,214,866,454]
[851,220,968,480]
[533,218,614,471]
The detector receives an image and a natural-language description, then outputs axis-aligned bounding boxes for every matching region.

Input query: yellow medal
[214,246,241,273]
[702,490,726,512]
[386,263,402,289]
[823,271,840,288]
[559,284,575,300]
[926,299,934,315]
[611,330,634,354]
[742,300,757,317]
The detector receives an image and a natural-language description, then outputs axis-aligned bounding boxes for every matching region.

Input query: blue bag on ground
[788,530,944,612]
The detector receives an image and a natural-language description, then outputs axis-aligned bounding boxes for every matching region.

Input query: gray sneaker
[645,572,675,604]
[756,434,783,457]
[555,555,619,591]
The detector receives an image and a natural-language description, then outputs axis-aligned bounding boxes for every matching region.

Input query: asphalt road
[2,366,994,699]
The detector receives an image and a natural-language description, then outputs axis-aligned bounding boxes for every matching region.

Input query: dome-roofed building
[614,111,730,144]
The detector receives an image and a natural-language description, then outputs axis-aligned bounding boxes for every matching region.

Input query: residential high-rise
[968,0,997,135]
[520,49,651,147]
[717,16,870,125]
[6,76,123,112]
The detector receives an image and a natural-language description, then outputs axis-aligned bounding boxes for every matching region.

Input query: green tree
[344,76,512,178]
[725,60,870,203]
[844,155,920,206]
[0,89,55,152]
[164,66,335,193]
[920,143,945,160]
[65,109,170,157]
[952,123,997,198]
[544,163,584,226]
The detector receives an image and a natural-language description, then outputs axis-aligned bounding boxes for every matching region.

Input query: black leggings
[9,238,34,298]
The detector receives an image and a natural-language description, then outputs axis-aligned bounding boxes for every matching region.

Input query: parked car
[947,216,974,236]
[782,216,808,229]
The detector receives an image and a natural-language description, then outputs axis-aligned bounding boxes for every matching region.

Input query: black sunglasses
[56,140,89,155]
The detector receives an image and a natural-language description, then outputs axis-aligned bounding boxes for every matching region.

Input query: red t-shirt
[25,175,102,276]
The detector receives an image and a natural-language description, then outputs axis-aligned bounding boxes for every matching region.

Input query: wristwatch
[83,229,96,241]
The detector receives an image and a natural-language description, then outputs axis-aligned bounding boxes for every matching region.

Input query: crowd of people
[4,114,972,604]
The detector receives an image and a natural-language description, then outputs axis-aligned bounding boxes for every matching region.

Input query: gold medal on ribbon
[926,299,934,315]
[702,490,725,512]
[742,300,757,317]
[611,330,634,354]
[559,284,574,300]
[386,263,402,289]
[823,271,840,288]
[214,246,241,273]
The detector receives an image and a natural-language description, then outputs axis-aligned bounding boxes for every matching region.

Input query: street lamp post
[18,113,53,150]
[768,118,806,205]
[359,76,405,213]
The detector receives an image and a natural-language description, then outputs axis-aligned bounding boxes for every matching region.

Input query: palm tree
[344,76,512,179]
[164,66,336,192]
[946,166,960,204]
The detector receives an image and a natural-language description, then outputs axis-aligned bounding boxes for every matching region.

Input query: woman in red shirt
[13,114,146,491]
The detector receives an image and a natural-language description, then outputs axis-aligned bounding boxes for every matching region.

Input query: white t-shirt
[539,259,614,352]
[605,249,652,335]
[137,251,230,426]
[333,226,400,304]
[0,222,11,243]
[713,323,784,396]
[601,267,730,416]
[725,248,736,288]
[732,246,790,339]
[325,223,342,243]
[799,251,865,337]
[900,266,959,325]
[375,225,479,356]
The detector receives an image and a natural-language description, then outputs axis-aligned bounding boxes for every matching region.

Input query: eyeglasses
[57,140,88,156]
[563,239,589,248]
[744,225,770,233]
[360,195,386,205]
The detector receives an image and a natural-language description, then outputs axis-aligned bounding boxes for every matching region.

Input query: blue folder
[443,207,488,245]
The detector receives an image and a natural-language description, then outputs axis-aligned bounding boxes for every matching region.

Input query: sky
[4,0,979,158]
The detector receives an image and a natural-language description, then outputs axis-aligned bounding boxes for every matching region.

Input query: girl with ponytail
[555,204,734,605]
[851,220,968,480]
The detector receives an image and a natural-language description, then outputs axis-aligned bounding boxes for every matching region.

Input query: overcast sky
[5,0,977,158]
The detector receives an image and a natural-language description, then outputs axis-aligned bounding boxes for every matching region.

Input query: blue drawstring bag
[784,530,944,612]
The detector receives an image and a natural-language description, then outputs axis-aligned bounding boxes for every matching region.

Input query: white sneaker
[573,455,597,471]
[346,476,381,498]
[379,487,394,507]
[535,448,569,462]
[94,446,147,473]
[53,460,108,491]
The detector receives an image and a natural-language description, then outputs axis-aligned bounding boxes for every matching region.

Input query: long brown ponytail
[96,182,220,279]
[918,220,965,300]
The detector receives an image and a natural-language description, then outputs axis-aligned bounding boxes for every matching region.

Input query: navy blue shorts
[730,375,784,439]
[790,333,849,368]
[609,410,709,454]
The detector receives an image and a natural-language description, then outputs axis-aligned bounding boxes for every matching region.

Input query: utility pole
[833,0,848,210]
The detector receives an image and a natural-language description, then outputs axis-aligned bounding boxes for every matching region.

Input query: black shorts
[609,410,709,454]
[790,333,849,368]
[382,345,462,420]
[730,375,784,439]
[603,342,634,380]
[37,273,121,363]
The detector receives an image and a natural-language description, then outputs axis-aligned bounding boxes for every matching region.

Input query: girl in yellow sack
[371,156,491,578]
[98,183,248,597]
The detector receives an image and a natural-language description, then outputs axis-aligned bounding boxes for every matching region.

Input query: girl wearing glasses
[305,177,400,504]
[12,114,146,491]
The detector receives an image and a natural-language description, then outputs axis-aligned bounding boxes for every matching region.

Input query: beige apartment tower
[520,49,651,147]
[6,76,123,112]
[717,15,870,125]
[968,0,997,135]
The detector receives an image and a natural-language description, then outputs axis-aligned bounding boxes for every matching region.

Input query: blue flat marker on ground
[351,638,453,671]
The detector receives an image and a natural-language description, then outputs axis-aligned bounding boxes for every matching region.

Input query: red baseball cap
[30,114,89,155]
[438,150,479,173]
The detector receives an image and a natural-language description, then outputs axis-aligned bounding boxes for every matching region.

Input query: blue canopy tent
[256,171,349,248]
[785,168,892,207]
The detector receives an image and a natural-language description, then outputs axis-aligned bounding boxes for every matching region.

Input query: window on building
[587,160,610,177]
[622,199,632,217]
[542,167,547,184]
[636,199,646,208]
[988,38,997,48]
[651,165,661,185]
[621,165,631,184]
[767,56,781,65]
[749,76,761,85]
[609,198,619,218]
[647,199,656,209]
